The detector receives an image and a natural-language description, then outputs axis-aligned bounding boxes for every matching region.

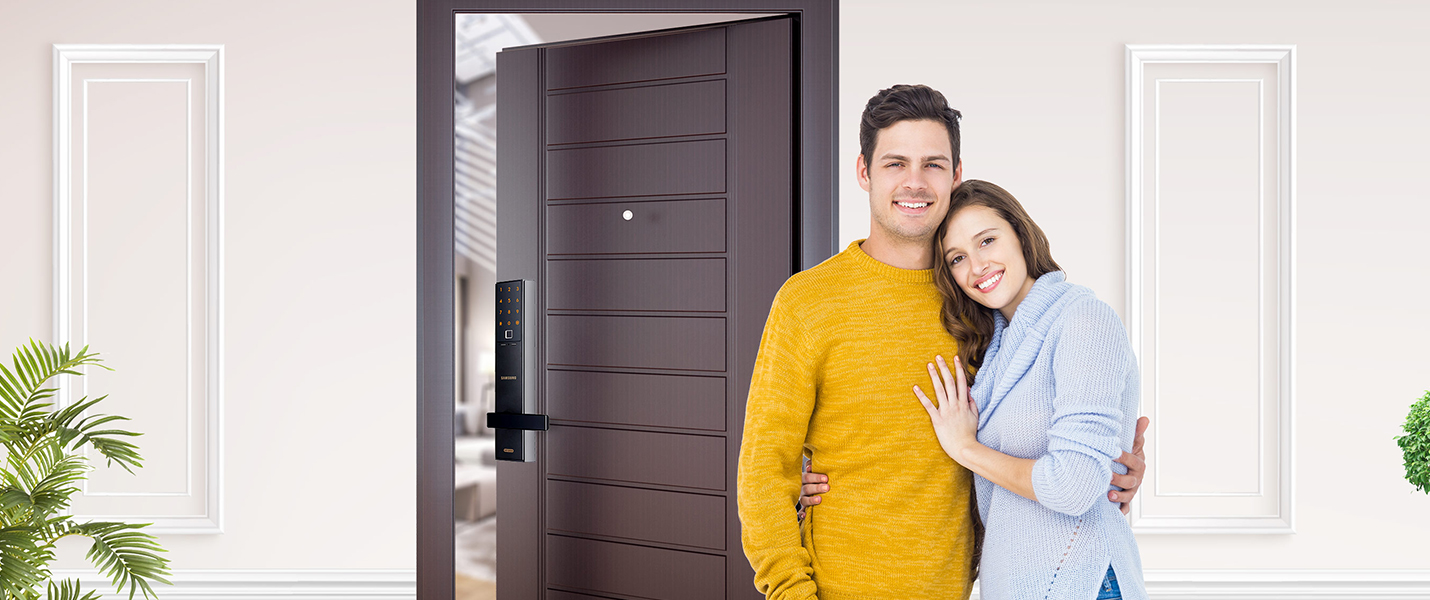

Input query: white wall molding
[964,570,1430,600]
[49,570,416,600]
[1125,45,1296,534]
[53,44,225,534]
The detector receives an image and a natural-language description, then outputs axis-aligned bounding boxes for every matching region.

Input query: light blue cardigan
[969,271,1146,600]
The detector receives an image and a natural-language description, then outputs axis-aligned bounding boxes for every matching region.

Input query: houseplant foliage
[0,340,171,600]
[1397,390,1430,494]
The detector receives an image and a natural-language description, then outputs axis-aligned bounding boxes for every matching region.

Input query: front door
[496,17,795,600]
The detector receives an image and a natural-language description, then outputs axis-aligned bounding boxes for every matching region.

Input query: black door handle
[485,412,549,431]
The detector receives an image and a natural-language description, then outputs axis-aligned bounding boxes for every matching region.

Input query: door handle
[493,279,542,462]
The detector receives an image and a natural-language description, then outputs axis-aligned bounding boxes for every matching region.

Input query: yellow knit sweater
[738,241,976,600]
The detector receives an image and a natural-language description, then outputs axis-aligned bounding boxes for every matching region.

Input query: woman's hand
[913,355,981,464]
[798,462,828,508]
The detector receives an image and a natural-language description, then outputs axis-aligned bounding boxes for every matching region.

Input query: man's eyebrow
[877,153,951,163]
[943,227,999,255]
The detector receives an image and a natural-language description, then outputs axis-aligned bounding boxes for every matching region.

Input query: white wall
[840,0,1430,569]
[0,0,415,576]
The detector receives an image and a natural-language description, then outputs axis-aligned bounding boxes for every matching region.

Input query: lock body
[491,279,545,462]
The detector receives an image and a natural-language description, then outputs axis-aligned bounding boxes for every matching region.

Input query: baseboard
[45,568,1430,599]
[47,569,416,600]
[967,570,1430,600]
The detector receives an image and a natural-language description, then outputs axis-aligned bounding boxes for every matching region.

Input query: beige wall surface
[840,0,1430,568]
[3,0,1428,581]
[0,0,415,570]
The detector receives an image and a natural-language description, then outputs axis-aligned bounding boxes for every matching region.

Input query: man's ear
[953,160,964,187]
[856,154,871,193]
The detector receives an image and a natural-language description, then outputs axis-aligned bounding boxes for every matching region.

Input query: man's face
[856,119,961,245]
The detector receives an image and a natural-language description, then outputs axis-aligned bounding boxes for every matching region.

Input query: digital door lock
[488,279,548,462]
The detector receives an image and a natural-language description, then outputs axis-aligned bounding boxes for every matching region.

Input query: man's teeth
[977,273,1002,290]
[896,201,929,209]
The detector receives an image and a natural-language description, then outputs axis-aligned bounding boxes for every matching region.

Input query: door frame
[417,2,838,597]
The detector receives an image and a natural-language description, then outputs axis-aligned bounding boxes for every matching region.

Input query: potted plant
[0,340,171,599]
[1396,390,1430,494]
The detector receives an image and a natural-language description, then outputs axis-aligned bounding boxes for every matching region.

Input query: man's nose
[902,167,929,190]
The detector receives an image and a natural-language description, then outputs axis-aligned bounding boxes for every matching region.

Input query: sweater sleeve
[1029,299,1132,517]
[737,285,820,600]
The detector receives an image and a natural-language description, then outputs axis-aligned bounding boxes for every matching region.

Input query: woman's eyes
[949,255,963,265]
[981,237,995,246]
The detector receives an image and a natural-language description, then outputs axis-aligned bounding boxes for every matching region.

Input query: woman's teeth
[977,273,1002,290]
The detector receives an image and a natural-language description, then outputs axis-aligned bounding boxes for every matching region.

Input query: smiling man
[736,85,1146,600]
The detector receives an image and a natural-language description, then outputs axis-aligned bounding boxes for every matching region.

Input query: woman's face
[941,205,1037,318]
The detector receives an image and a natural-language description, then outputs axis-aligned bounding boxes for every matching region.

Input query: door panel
[547,536,725,600]
[546,480,726,549]
[545,140,725,199]
[547,199,726,255]
[547,315,725,371]
[547,370,725,431]
[546,427,725,490]
[498,17,792,600]
[544,27,725,90]
[546,80,726,145]
[546,258,726,312]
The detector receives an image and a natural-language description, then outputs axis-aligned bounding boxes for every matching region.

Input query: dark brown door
[496,17,795,600]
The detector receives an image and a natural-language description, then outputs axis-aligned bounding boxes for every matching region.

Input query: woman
[802,180,1145,600]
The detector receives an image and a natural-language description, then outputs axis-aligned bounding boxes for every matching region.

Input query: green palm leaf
[72,522,170,600]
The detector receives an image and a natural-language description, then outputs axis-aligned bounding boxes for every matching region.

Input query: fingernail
[1110,493,1119,501]
[820,475,828,482]
[813,498,820,504]
[821,485,829,492]
[937,355,944,362]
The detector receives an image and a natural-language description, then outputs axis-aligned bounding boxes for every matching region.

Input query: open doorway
[418,3,837,599]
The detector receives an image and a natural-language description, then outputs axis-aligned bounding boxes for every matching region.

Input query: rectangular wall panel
[1126,46,1295,534]
[55,45,224,534]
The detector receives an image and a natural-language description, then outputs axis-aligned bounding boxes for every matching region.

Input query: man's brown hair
[859,84,962,170]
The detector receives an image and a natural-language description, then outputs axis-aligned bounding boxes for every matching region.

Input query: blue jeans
[1096,566,1121,600]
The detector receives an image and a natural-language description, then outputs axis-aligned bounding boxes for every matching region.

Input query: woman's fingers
[926,363,949,410]
[799,494,822,507]
[953,356,977,417]
[801,481,829,497]
[935,355,958,404]
[913,385,940,421]
[801,470,828,485]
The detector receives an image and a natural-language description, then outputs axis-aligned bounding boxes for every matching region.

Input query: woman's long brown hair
[932,180,1062,386]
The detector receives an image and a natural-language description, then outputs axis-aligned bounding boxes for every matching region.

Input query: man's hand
[1109,416,1149,515]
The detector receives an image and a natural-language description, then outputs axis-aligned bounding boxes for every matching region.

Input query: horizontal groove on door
[548,199,726,255]
[547,80,726,145]
[546,480,726,550]
[547,426,725,490]
[548,315,725,372]
[547,258,726,312]
[546,140,725,200]
[548,591,623,600]
[547,370,725,431]
[545,27,725,90]
[547,535,725,600]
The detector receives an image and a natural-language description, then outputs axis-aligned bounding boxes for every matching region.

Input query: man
[737,84,1147,600]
